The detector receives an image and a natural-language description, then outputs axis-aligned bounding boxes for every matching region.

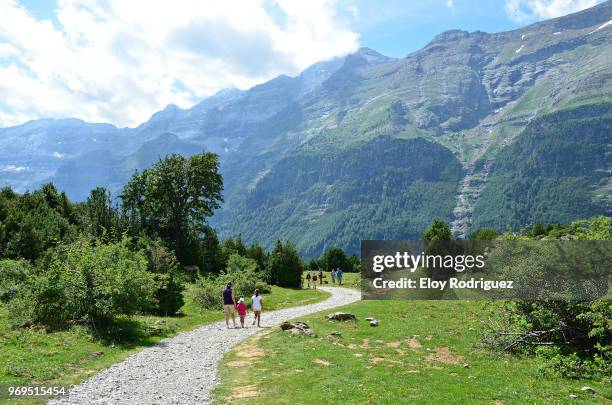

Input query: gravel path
[49,287,360,405]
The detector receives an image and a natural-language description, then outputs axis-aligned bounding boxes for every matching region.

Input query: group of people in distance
[221,282,263,329]
[304,268,343,289]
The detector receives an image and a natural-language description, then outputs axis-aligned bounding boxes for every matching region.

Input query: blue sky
[354,0,523,57]
[0,0,604,127]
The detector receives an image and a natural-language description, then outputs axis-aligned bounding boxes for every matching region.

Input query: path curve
[50,287,360,405]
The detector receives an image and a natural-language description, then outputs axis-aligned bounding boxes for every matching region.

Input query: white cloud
[504,0,601,23]
[445,0,455,9]
[0,0,359,127]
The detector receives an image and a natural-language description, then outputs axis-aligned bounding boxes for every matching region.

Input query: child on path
[331,268,336,285]
[237,298,247,328]
[306,271,311,288]
[252,289,263,327]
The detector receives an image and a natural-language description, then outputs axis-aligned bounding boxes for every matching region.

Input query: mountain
[1,2,611,256]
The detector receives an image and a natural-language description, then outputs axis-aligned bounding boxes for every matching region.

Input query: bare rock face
[326,312,357,321]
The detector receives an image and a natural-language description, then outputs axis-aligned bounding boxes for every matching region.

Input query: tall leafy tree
[121,153,223,265]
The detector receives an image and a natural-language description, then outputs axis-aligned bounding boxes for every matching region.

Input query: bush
[0,259,31,302]
[193,254,270,310]
[268,240,303,288]
[483,217,611,378]
[193,275,223,310]
[9,237,157,330]
[144,240,185,315]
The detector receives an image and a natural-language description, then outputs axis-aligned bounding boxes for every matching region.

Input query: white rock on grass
[49,287,360,405]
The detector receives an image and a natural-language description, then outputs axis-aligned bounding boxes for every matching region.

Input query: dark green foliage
[9,237,156,330]
[423,219,452,241]
[220,236,247,267]
[121,152,223,266]
[348,254,361,272]
[472,103,612,232]
[143,240,185,316]
[245,243,267,271]
[320,246,354,273]
[0,184,77,261]
[308,258,321,271]
[83,187,120,241]
[267,240,304,288]
[468,228,502,240]
[0,259,31,302]
[199,226,224,274]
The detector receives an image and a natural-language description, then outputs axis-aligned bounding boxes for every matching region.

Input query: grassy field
[0,285,329,404]
[214,300,611,404]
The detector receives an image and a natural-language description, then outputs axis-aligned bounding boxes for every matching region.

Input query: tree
[423,219,454,280]
[199,226,224,274]
[267,240,303,288]
[423,219,452,241]
[143,239,185,316]
[84,187,119,240]
[0,184,75,261]
[321,246,353,272]
[120,153,223,265]
[246,243,268,274]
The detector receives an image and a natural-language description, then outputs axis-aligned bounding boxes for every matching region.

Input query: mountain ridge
[1,2,611,255]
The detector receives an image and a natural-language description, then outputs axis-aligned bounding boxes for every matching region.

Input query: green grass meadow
[214,300,611,404]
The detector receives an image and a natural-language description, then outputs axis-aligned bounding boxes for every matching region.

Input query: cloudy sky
[0,0,604,128]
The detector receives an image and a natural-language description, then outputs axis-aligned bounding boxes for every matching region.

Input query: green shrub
[193,275,223,310]
[483,217,611,378]
[193,254,271,310]
[0,259,31,302]
[144,240,186,315]
[220,254,270,298]
[9,237,157,330]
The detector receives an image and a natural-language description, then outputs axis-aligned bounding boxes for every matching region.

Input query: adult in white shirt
[251,289,263,327]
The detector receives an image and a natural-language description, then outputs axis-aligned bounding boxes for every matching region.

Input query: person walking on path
[331,268,336,285]
[312,272,318,290]
[222,282,237,329]
[236,298,247,328]
[251,289,263,327]
[306,271,311,289]
[318,269,323,285]
[336,268,343,286]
